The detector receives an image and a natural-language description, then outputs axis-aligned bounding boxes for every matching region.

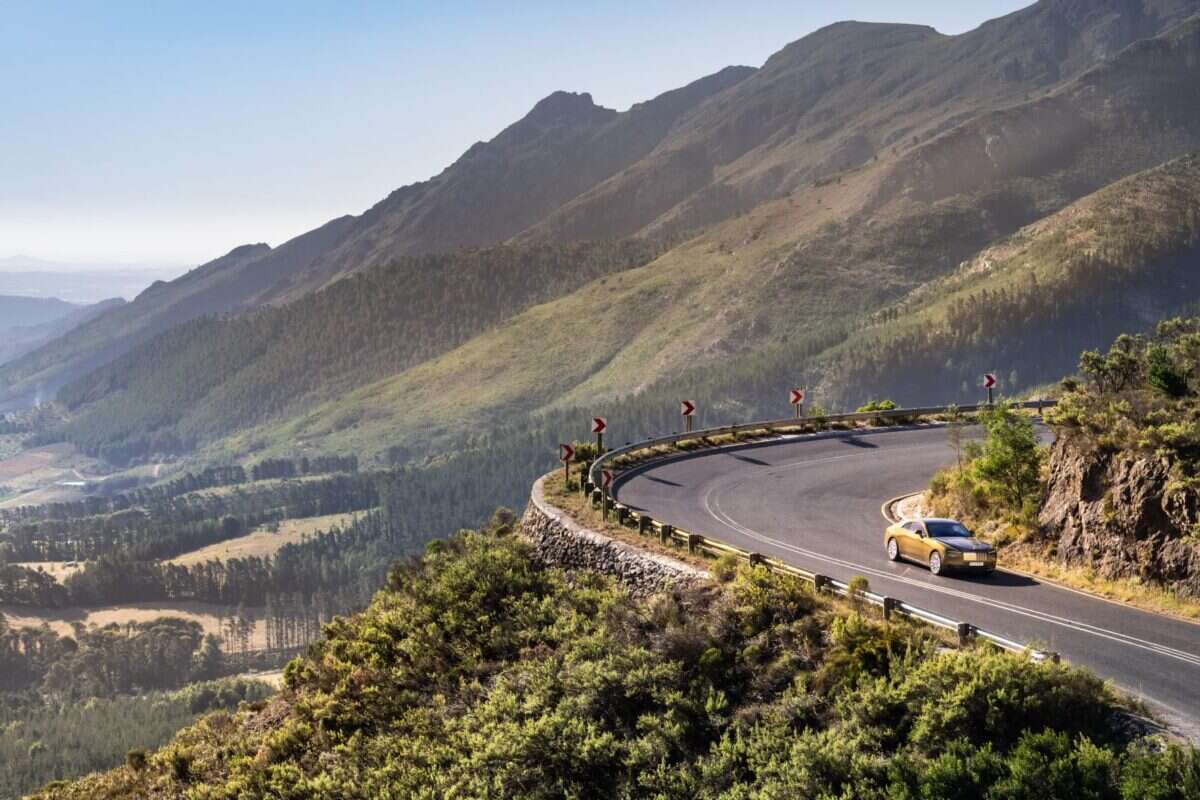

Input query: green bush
[857,399,899,413]
[33,526,1191,800]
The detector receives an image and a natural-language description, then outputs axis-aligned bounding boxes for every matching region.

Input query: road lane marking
[701,476,1200,669]
[881,490,1200,629]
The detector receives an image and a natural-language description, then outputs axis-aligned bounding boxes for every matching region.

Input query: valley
[6,1,1200,796]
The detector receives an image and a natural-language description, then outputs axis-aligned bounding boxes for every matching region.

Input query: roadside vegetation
[36,521,1200,799]
[927,403,1046,544]
[927,322,1200,618]
[1051,318,1200,485]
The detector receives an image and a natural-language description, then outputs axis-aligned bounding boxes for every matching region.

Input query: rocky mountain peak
[524,90,615,127]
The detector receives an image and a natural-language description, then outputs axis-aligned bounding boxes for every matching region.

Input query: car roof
[921,518,961,525]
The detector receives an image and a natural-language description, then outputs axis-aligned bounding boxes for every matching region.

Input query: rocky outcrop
[522,476,708,596]
[1039,436,1200,598]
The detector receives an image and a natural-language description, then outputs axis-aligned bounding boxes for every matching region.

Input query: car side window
[903,521,922,534]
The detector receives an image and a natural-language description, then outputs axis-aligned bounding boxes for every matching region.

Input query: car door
[898,521,926,559]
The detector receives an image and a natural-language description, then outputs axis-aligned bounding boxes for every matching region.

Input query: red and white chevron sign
[591,417,608,435]
[983,373,997,389]
[601,470,614,490]
[559,443,575,462]
[789,388,806,406]
[680,400,696,417]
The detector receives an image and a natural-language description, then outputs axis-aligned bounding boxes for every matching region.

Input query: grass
[167,511,364,566]
[999,542,1200,622]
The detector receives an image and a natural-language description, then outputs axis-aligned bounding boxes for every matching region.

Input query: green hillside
[6,2,1197,424]
[280,6,1200,457]
[15,9,1200,475]
[47,241,664,464]
[820,153,1200,404]
[34,526,1198,799]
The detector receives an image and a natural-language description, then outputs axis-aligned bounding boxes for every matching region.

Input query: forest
[43,238,667,464]
[825,155,1200,405]
[37,523,1200,799]
[0,469,379,565]
[0,676,272,800]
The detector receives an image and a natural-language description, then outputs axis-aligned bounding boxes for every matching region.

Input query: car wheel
[929,552,942,575]
[886,538,899,561]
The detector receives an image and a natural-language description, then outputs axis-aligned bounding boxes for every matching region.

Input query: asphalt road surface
[614,425,1200,729]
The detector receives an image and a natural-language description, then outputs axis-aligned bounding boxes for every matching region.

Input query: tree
[973,403,1043,511]
[1146,344,1189,397]
[945,405,966,474]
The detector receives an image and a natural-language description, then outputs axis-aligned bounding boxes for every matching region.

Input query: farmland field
[167,511,363,566]
[0,600,268,649]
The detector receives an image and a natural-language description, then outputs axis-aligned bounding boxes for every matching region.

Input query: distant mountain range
[0,257,180,304]
[6,0,1200,465]
[0,295,126,379]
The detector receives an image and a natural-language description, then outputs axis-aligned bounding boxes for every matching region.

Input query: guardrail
[582,400,1059,661]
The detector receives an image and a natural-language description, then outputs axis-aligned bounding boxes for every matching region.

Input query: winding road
[614,425,1200,729]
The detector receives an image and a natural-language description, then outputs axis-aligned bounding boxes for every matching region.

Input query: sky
[1,1,1030,271]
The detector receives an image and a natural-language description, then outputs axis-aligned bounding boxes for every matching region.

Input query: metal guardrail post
[617,506,629,525]
[883,596,898,621]
[578,399,1059,664]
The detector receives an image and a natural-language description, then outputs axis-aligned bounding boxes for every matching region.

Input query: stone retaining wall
[522,476,708,596]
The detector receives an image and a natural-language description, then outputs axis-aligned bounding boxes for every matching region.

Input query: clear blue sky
[1,1,1029,269]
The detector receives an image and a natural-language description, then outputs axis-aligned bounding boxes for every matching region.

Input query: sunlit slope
[220,17,1200,462]
[51,13,1200,465]
[819,154,1200,405]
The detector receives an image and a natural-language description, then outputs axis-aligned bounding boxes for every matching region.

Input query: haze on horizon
[2,0,1027,269]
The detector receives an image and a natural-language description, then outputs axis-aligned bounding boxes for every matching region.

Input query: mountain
[9,0,1196,416]
[0,295,80,329]
[0,297,125,371]
[49,241,665,463]
[289,66,757,297]
[32,4,1200,465]
[0,68,753,409]
[199,11,1200,463]
[0,244,272,410]
[521,0,1200,243]
[817,152,1200,405]
[0,257,180,303]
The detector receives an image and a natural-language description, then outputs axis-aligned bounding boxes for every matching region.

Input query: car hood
[938,537,993,553]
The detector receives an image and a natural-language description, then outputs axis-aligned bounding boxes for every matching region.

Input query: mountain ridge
[11,1,1200,462]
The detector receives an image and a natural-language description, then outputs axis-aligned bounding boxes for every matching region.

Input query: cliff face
[1039,436,1200,598]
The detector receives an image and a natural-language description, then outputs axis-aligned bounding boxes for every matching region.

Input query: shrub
[712,553,740,583]
[857,399,899,413]
[125,749,147,772]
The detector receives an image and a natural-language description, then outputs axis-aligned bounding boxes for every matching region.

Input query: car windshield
[925,521,972,539]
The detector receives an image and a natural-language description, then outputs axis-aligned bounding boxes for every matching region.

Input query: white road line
[700,466,1200,669]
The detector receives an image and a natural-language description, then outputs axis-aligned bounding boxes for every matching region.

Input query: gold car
[884,518,997,576]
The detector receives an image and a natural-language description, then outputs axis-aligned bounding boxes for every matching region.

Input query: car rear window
[926,521,971,538]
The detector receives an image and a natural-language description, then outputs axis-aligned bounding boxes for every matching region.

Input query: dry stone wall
[522,476,708,596]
